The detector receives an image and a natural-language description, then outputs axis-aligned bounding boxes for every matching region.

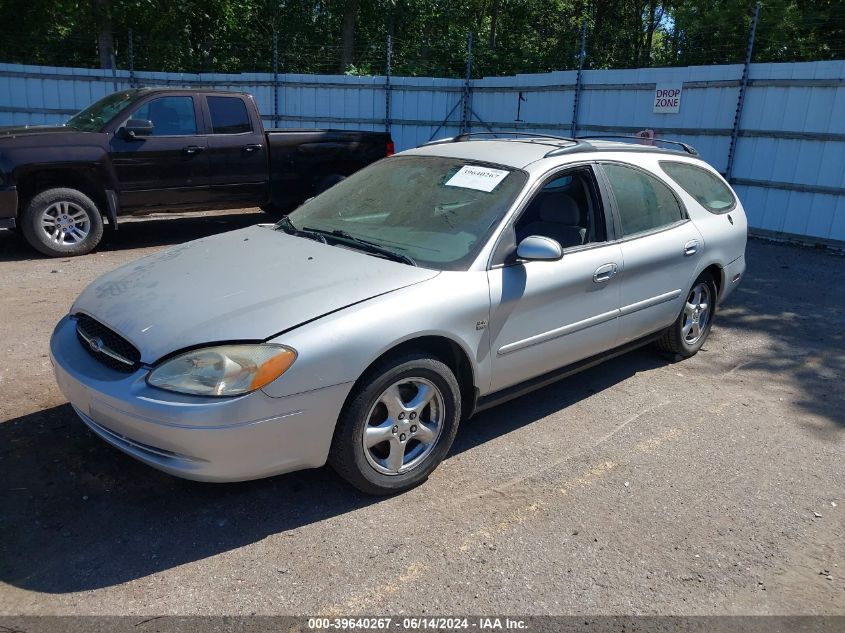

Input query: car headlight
[147,344,297,396]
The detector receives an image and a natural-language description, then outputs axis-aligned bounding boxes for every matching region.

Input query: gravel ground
[0,209,842,616]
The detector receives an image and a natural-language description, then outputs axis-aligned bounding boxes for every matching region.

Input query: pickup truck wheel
[316,174,346,194]
[21,188,104,257]
[329,353,461,495]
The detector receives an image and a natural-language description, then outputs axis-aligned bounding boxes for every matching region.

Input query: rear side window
[207,96,251,134]
[603,163,684,237]
[660,161,736,214]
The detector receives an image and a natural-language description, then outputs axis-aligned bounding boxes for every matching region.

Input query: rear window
[207,96,251,134]
[660,161,736,214]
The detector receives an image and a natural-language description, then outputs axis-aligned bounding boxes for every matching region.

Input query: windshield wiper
[302,227,417,266]
[275,216,327,244]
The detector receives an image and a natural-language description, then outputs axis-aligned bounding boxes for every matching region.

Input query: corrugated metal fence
[1,60,843,244]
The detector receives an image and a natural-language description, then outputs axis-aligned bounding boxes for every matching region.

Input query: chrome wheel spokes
[40,201,90,245]
[362,377,444,475]
[682,282,711,344]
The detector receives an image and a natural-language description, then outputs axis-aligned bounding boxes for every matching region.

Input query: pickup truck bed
[0,88,393,257]
[266,129,392,212]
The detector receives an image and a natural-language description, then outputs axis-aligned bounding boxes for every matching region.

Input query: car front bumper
[50,315,352,482]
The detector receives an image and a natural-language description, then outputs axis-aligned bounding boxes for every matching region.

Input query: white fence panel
[0,60,842,244]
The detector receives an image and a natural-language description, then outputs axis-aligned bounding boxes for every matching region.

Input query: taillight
[386,140,395,157]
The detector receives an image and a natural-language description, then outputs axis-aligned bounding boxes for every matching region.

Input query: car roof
[137,87,249,96]
[402,136,700,171]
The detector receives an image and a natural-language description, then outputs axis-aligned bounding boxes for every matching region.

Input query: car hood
[71,225,439,363]
[0,125,79,138]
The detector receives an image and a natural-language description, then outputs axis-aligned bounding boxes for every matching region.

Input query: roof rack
[420,130,700,160]
[577,135,699,156]
[424,131,580,146]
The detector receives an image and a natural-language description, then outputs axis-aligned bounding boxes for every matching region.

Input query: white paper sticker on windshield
[445,165,510,192]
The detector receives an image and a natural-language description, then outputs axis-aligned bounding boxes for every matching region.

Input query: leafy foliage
[0,0,841,75]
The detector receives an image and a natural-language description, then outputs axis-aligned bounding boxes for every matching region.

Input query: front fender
[10,137,118,192]
[261,270,492,399]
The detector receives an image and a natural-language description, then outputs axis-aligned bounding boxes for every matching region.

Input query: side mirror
[516,235,563,261]
[120,119,154,139]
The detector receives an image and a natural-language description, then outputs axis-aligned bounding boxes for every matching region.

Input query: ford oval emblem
[89,336,104,353]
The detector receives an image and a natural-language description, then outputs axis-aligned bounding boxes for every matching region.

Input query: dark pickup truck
[0,88,393,256]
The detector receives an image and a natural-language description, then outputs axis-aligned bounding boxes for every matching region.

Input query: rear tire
[328,352,461,495]
[20,187,104,257]
[655,272,717,358]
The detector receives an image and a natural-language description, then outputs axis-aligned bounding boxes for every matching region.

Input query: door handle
[593,263,618,283]
[684,239,699,256]
[243,143,263,153]
[183,145,204,155]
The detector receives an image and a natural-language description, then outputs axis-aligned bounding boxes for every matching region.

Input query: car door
[203,94,268,207]
[487,165,623,393]
[598,161,704,344]
[109,94,209,209]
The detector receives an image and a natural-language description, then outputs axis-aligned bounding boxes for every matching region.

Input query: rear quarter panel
[653,155,748,298]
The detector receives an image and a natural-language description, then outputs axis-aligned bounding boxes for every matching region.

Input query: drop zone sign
[654,84,683,113]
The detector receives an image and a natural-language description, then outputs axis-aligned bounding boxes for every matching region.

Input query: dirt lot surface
[0,209,842,616]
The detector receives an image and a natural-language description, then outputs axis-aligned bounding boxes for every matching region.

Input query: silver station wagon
[51,134,747,494]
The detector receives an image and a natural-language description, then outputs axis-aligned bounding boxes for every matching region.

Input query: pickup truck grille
[75,315,141,373]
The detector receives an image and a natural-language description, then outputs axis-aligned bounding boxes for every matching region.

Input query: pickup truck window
[208,96,252,134]
[65,89,142,132]
[130,96,197,136]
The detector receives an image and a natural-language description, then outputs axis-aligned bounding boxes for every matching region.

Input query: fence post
[127,30,136,88]
[726,2,761,180]
[385,34,393,135]
[272,30,279,126]
[570,20,587,138]
[461,32,474,135]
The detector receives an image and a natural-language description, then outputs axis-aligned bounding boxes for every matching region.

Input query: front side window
[131,96,197,136]
[603,163,684,236]
[660,161,736,214]
[207,96,252,134]
[287,155,528,270]
[515,168,606,249]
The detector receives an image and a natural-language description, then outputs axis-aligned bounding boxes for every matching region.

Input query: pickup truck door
[202,94,269,207]
[109,94,209,209]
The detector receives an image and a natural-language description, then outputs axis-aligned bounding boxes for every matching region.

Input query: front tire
[328,352,461,495]
[20,187,104,257]
[656,272,717,358]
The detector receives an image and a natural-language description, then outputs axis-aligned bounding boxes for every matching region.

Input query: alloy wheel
[682,282,711,344]
[362,377,445,475]
[40,201,91,245]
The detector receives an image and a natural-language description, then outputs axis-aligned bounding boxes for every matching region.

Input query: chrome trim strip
[619,289,682,316]
[497,308,620,356]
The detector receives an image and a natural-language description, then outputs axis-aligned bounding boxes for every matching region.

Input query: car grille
[75,314,142,373]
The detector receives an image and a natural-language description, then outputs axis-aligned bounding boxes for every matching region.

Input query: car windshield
[286,155,527,270]
[65,89,142,132]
